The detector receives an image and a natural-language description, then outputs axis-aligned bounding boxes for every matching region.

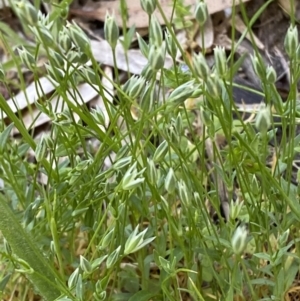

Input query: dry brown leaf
[2,77,57,119]
[0,0,9,9]
[12,83,99,134]
[6,38,171,124]
[278,0,300,20]
[71,0,251,28]
[278,0,295,17]
[232,15,264,50]
[90,40,173,73]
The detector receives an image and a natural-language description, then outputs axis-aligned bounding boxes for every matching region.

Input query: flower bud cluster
[15,1,93,83]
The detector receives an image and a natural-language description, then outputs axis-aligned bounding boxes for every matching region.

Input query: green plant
[0,0,300,300]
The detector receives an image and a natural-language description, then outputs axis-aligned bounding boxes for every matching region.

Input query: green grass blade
[0,193,68,301]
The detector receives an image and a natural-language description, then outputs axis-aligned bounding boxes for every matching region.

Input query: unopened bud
[193,52,210,79]
[231,224,248,255]
[206,75,223,98]
[37,11,50,26]
[284,25,299,58]
[251,55,266,79]
[167,80,195,104]
[141,63,155,80]
[251,175,260,196]
[59,30,72,53]
[266,66,277,84]
[140,0,156,15]
[82,67,99,85]
[214,46,227,77]
[91,106,106,125]
[104,13,119,50]
[229,200,244,221]
[123,76,146,99]
[175,113,183,135]
[68,22,91,53]
[60,6,69,19]
[194,2,208,26]
[255,103,271,135]
[45,64,65,82]
[16,1,38,25]
[140,82,155,112]
[165,29,178,58]
[149,43,166,71]
[49,49,64,68]
[67,50,88,64]
[18,47,36,71]
[32,26,53,47]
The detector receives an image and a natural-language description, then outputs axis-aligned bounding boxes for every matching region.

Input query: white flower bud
[231,224,248,255]
[193,52,210,79]
[251,55,266,79]
[214,46,227,77]
[140,0,156,15]
[149,43,166,71]
[18,47,36,71]
[284,25,299,58]
[167,80,195,104]
[165,29,178,58]
[68,22,91,53]
[229,200,244,221]
[266,66,277,84]
[104,13,119,50]
[255,103,271,135]
[16,1,38,25]
[59,29,72,53]
[206,75,223,98]
[194,2,208,26]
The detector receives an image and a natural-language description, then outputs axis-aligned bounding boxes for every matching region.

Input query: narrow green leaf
[0,273,11,291]
[0,123,14,153]
[128,290,157,301]
[0,193,68,300]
